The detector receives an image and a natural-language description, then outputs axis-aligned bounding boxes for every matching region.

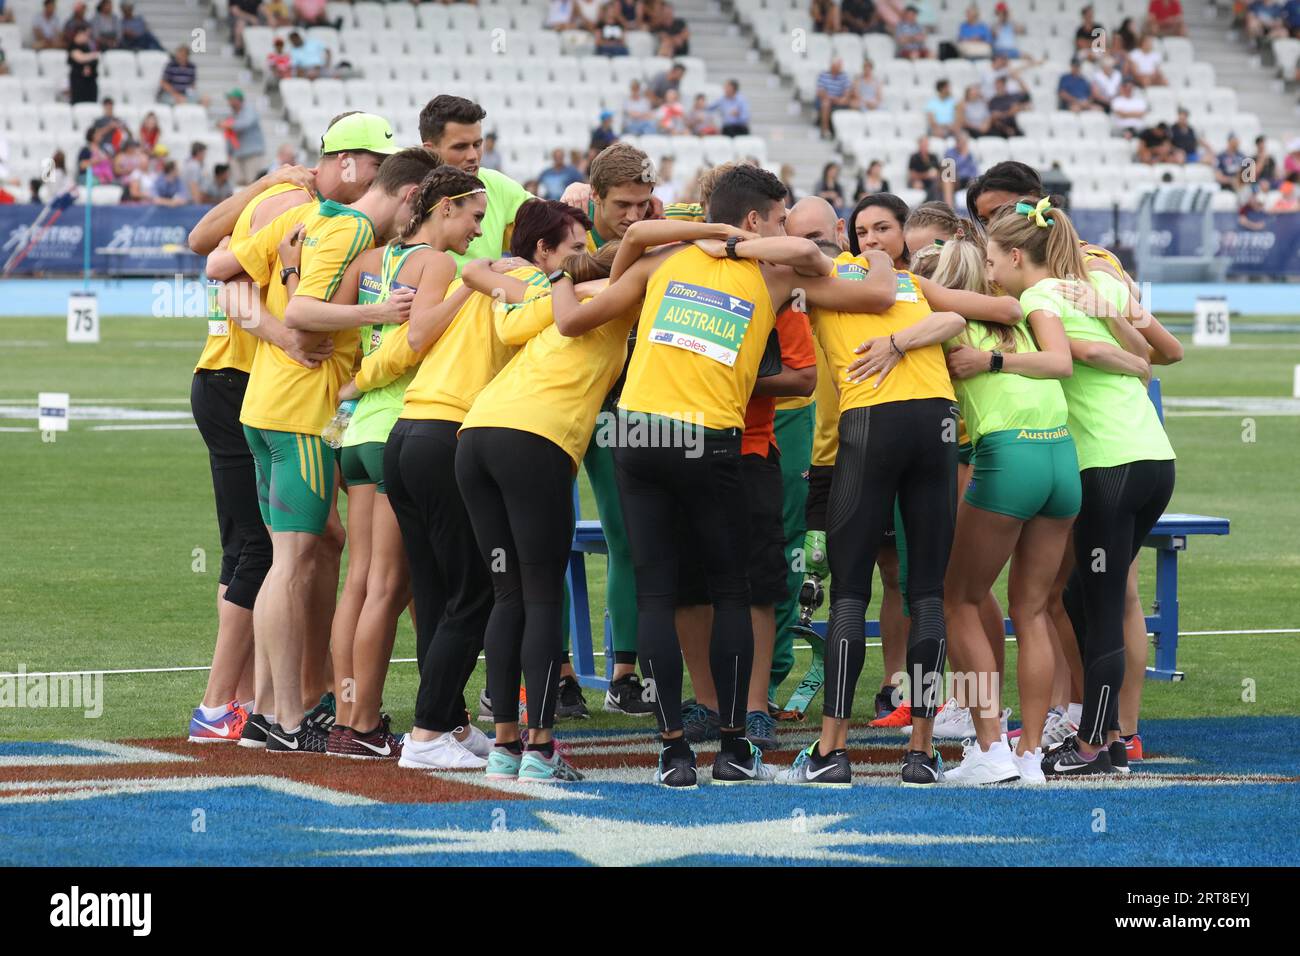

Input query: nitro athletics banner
[0,203,1297,276]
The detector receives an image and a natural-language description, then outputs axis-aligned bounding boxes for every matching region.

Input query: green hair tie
[933,238,945,247]
[1015,197,1055,228]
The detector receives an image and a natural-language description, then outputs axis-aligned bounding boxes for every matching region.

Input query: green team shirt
[1020,273,1175,470]
[947,320,1069,447]
[449,167,532,272]
[342,242,428,447]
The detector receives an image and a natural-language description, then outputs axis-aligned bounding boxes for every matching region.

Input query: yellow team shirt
[619,245,777,431]
[232,198,374,434]
[810,252,955,415]
[810,336,839,466]
[194,182,313,373]
[462,298,638,469]
[364,266,552,424]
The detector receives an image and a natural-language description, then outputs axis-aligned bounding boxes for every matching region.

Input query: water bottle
[321,399,358,449]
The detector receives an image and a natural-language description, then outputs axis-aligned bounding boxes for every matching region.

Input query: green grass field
[2,315,1298,742]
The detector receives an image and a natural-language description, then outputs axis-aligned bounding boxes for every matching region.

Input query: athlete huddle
[184,88,1177,787]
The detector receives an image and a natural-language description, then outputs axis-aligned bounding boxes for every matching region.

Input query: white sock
[282,723,301,735]
[239,699,255,712]
[264,713,276,724]
[198,703,227,720]
[1067,702,1082,725]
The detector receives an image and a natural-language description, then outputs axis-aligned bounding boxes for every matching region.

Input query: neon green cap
[320,112,400,156]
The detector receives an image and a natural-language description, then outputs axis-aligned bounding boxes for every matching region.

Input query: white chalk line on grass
[16,628,1297,679]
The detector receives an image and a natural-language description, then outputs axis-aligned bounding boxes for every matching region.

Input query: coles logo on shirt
[648,281,755,367]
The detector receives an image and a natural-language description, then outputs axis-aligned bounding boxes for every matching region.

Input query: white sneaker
[1042,710,1079,751]
[944,734,1020,785]
[1014,746,1046,786]
[930,698,976,739]
[398,729,488,770]
[457,723,492,760]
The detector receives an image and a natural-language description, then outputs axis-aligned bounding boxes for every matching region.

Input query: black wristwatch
[279,265,299,285]
[990,350,1004,373]
[547,269,572,284]
[725,235,742,260]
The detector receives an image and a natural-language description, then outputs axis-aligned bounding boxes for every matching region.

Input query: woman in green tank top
[315,165,488,757]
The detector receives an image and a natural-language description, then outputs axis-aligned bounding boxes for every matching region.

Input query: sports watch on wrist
[725,235,742,259]
[547,269,572,284]
[990,350,1004,373]
[279,265,299,284]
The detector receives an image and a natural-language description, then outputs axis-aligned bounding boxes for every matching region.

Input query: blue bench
[565,380,1230,688]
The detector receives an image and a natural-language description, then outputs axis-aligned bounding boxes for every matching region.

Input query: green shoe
[518,748,585,783]
[485,747,523,780]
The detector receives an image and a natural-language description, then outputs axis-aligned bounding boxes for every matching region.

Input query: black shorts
[677,449,788,607]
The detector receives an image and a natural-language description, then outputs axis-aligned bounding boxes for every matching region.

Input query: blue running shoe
[745,710,778,751]
[681,700,721,743]
[485,747,523,780]
[518,748,585,783]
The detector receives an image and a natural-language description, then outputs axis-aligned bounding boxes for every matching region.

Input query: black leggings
[615,426,751,734]
[385,418,493,733]
[824,399,957,721]
[805,463,834,532]
[455,427,575,730]
[1063,458,1175,745]
[190,369,271,610]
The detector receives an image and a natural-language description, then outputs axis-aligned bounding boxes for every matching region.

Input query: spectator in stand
[812,0,841,34]
[1269,177,1300,212]
[712,79,751,136]
[181,140,206,203]
[658,88,687,134]
[273,142,297,167]
[1091,55,1123,111]
[1283,137,1300,177]
[228,0,264,56]
[656,154,680,203]
[1237,188,1267,227]
[850,58,882,110]
[592,109,620,148]
[942,129,979,206]
[956,4,993,59]
[842,0,881,34]
[1136,121,1181,163]
[1075,4,1099,56]
[220,88,265,185]
[137,110,161,152]
[687,94,717,135]
[294,0,331,28]
[119,3,162,50]
[815,56,853,139]
[266,36,292,78]
[991,2,1022,58]
[40,149,72,200]
[908,135,942,200]
[1127,34,1167,86]
[1215,133,1247,189]
[63,1,90,45]
[114,138,149,199]
[89,97,129,151]
[815,161,847,210]
[653,2,689,56]
[287,30,330,78]
[894,4,930,58]
[1170,107,1209,162]
[33,0,63,50]
[158,45,200,104]
[980,52,1025,98]
[78,126,114,183]
[649,61,685,105]
[853,159,889,201]
[957,83,991,136]
[1146,0,1186,37]
[781,162,799,203]
[151,158,184,206]
[595,3,630,56]
[262,0,292,27]
[67,25,100,104]
[537,147,583,199]
[1245,2,1289,41]
[481,132,501,170]
[205,163,235,203]
[623,78,656,134]
[1252,134,1278,189]
[545,0,578,30]
[1114,17,1140,55]
[1109,80,1149,136]
[925,78,957,137]
[1058,56,1098,111]
[987,76,1025,137]
[91,0,118,48]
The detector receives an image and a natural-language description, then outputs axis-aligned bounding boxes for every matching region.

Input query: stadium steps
[676,0,845,193]
[1188,1,1300,143]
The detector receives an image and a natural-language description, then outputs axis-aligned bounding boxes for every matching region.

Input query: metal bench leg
[567,551,606,690]
[1145,545,1185,682]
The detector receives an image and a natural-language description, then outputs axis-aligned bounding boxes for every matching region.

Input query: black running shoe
[265,721,329,754]
[901,748,945,787]
[603,673,655,716]
[555,675,590,720]
[304,692,336,733]
[1107,739,1130,774]
[681,699,721,743]
[874,685,899,719]
[1041,735,1115,777]
[238,712,273,749]
[655,746,699,789]
[711,740,777,785]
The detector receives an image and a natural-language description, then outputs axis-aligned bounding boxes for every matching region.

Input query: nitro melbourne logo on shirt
[835,262,866,281]
[358,271,384,301]
[649,281,754,367]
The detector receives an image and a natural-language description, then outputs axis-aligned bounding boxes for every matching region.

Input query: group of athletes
[183,90,1179,788]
